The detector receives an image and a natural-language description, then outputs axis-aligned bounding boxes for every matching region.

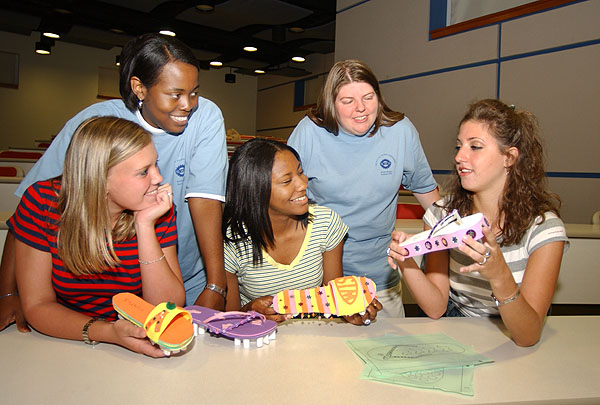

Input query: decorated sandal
[398,210,488,258]
[112,292,194,356]
[272,276,377,318]
[184,306,277,349]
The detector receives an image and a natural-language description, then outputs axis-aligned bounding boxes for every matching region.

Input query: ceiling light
[43,32,60,39]
[291,56,306,63]
[53,8,72,15]
[196,4,215,12]
[115,56,120,66]
[35,34,54,55]
[243,46,257,52]
[288,27,305,33]
[254,69,265,74]
[35,41,51,55]
[159,30,176,37]
[210,61,223,67]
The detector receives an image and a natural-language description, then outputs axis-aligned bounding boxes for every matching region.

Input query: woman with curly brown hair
[387,99,568,346]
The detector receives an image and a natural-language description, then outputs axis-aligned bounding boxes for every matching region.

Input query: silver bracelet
[491,286,520,307]
[204,283,227,298]
[138,254,166,265]
[0,292,18,300]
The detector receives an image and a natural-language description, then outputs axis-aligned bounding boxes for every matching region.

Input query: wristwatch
[82,318,101,345]
[204,283,227,298]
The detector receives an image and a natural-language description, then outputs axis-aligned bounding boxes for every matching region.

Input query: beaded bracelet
[138,254,166,265]
[0,292,18,300]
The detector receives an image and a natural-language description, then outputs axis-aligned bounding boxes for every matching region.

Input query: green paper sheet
[360,364,475,396]
[346,333,492,374]
[346,333,493,396]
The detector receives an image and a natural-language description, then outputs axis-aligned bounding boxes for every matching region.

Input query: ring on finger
[386,247,391,256]
[167,192,173,196]
[478,256,487,265]
[483,248,491,258]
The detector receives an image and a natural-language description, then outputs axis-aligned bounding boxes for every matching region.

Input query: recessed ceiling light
[288,27,305,33]
[53,8,72,15]
[291,56,305,63]
[43,32,60,39]
[35,42,51,55]
[243,46,258,52]
[210,61,223,67]
[196,4,215,12]
[159,30,176,37]
[254,69,265,74]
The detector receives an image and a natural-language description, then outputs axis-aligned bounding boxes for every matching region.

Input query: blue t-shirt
[16,99,228,305]
[287,116,436,290]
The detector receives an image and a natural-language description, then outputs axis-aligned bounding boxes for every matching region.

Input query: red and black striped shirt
[8,180,178,320]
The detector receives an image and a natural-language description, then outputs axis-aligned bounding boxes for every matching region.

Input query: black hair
[222,138,312,265]
[119,33,199,111]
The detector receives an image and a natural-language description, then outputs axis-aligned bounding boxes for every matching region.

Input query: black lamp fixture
[272,25,285,42]
[115,55,120,66]
[35,34,54,55]
[225,67,236,83]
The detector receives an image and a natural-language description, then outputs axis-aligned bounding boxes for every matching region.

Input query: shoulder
[382,116,418,137]
[506,211,568,254]
[529,212,567,239]
[423,198,448,227]
[312,204,335,218]
[76,99,132,118]
[291,116,326,137]
[25,180,59,202]
[192,97,224,121]
[312,205,347,228]
[63,100,133,129]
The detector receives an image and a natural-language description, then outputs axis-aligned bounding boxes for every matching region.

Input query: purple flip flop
[185,305,277,348]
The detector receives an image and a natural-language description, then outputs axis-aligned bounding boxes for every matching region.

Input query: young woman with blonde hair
[9,116,184,357]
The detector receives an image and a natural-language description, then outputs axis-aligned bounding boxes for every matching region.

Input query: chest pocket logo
[376,154,395,176]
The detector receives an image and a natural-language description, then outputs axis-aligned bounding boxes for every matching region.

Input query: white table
[1,316,599,404]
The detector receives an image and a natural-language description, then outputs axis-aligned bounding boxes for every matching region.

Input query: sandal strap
[143,302,192,343]
[428,209,462,238]
[203,310,265,335]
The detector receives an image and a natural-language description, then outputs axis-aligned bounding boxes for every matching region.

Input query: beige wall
[0,31,257,149]
[255,52,334,140]
[335,0,600,223]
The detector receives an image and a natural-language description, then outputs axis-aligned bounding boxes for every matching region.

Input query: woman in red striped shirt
[9,116,184,357]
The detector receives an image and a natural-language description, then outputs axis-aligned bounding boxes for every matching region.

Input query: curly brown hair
[443,99,561,246]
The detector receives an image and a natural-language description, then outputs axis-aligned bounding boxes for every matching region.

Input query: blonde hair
[57,116,152,275]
